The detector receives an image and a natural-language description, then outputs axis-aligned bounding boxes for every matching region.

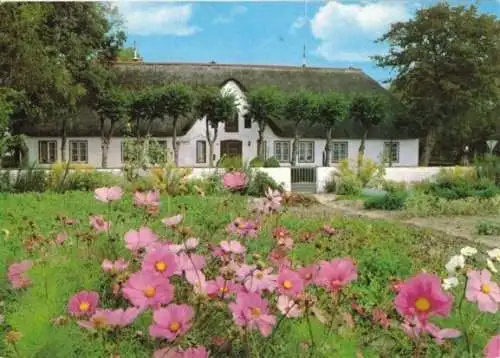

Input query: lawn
[0,190,499,357]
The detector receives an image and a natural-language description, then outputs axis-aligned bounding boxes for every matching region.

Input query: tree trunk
[172,117,179,166]
[101,139,110,169]
[205,119,218,168]
[357,130,368,171]
[420,127,437,167]
[257,124,265,160]
[60,119,67,162]
[291,127,299,166]
[324,127,333,166]
[136,118,141,140]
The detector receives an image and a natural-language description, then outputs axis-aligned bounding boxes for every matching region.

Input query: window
[384,141,400,164]
[38,140,57,164]
[196,140,207,164]
[274,141,290,162]
[298,141,314,163]
[244,116,252,129]
[69,140,88,163]
[331,141,348,163]
[225,113,239,132]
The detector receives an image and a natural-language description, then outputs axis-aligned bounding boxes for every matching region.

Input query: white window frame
[274,141,290,163]
[298,141,315,163]
[69,140,88,163]
[331,141,348,163]
[196,140,207,164]
[384,141,400,164]
[38,140,57,164]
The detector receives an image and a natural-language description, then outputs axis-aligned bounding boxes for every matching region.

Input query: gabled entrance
[220,140,243,159]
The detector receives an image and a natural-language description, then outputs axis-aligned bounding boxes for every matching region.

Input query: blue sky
[115,0,500,84]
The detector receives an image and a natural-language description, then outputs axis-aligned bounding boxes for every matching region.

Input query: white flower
[487,259,498,273]
[487,248,500,262]
[442,277,459,291]
[460,247,477,256]
[445,255,465,274]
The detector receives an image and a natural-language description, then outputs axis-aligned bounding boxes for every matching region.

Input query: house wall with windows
[22,80,419,168]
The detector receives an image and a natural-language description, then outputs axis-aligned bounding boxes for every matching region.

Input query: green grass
[0,191,498,357]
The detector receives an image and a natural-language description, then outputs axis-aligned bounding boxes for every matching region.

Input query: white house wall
[23,81,420,168]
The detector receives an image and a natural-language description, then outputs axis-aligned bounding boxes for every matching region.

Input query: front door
[220,140,243,159]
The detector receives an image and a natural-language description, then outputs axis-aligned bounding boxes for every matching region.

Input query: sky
[114,0,500,84]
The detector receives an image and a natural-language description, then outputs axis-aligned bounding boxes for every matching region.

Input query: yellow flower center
[415,297,431,312]
[219,286,229,293]
[93,316,108,329]
[79,302,90,312]
[144,287,156,298]
[283,280,293,289]
[255,271,264,279]
[481,284,491,294]
[169,321,180,332]
[250,307,261,318]
[155,261,167,272]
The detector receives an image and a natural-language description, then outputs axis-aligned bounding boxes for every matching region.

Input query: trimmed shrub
[476,220,500,235]
[263,156,280,167]
[364,191,408,211]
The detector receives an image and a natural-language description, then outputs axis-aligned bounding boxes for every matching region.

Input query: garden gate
[290,167,317,193]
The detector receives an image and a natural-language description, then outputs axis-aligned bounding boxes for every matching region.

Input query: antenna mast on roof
[302,0,308,67]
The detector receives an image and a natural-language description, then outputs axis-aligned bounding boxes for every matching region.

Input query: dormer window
[225,112,239,132]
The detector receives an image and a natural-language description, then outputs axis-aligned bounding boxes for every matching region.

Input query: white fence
[0,166,457,194]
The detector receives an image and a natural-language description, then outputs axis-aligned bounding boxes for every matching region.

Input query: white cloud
[289,16,308,34]
[310,1,410,62]
[115,2,201,36]
[212,5,247,24]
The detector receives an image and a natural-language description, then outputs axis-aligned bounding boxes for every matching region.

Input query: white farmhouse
[15,62,419,168]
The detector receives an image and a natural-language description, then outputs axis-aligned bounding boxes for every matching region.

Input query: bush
[476,220,500,235]
[249,157,264,167]
[364,191,408,211]
[9,163,48,193]
[263,156,280,167]
[61,171,123,192]
[474,154,500,185]
[403,191,500,217]
[246,170,283,196]
[424,177,498,200]
[324,178,336,193]
[382,180,407,193]
[336,175,363,196]
[218,155,243,170]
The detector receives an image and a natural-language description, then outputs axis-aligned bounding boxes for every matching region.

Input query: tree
[314,92,349,166]
[349,93,385,166]
[159,84,194,166]
[373,3,500,166]
[195,86,237,168]
[95,88,130,168]
[283,90,317,166]
[244,86,284,160]
[129,88,163,139]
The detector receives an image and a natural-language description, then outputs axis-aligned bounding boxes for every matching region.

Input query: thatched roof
[14,62,413,139]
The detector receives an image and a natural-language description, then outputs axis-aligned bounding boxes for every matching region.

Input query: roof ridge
[115,61,362,73]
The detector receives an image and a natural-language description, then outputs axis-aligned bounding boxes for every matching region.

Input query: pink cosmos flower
[394,273,453,323]
[372,308,391,329]
[268,247,291,270]
[220,240,245,254]
[401,317,460,345]
[316,258,358,292]
[185,270,208,295]
[124,227,158,252]
[7,260,33,289]
[153,346,209,358]
[244,268,277,293]
[226,217,259,238]
[206,276,242,299]
[484,335,500,358]
[277,269,304,297]
[149,304,194,341]
[265,187,282,212]
[297,265,319,286]
[68,291,99,317]
[95,186,122,203]
[105,307,142,327]
[322,224,337,236]
[273,226,291,240]
[177,253,206,274]
[142,248,178,278]
[277,295,304,318]
[55,232,67,244]
[162,214,183,228]
[466,269,500,313]
[122,271,174,309]
[134,190,160,207]
[210,244,225,258]
[102,258,129,274]
[229,292,276,336]
[223,171,248,191]
[77,310,111,330]
[89,215,110,233]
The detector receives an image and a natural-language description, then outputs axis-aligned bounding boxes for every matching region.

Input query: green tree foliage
[283,90,317,166]
[314,92,349,166]
[373,3,500,165]
[245,86,284,161]
[195,86,237,167]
